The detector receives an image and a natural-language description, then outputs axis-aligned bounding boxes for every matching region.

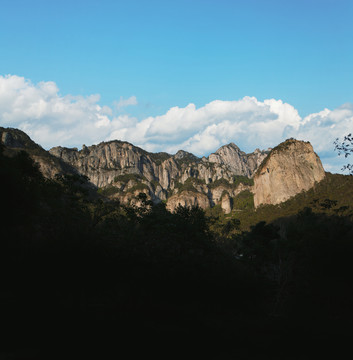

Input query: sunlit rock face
[0,127,264,213]
[49,140,269,210]
[166,191,210,212]
[208,143,268,177]
[253,139,326,208]
[2,127,327,213]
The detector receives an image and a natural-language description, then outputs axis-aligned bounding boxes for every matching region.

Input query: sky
[0,0,352,173]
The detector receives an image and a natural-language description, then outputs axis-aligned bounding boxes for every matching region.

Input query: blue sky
[0,0,352,172]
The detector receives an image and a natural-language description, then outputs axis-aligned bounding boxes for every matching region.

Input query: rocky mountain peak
[215,142,241,153]
[1,127,39,150]
[173,150,198,161]
[1,126,327,213]
[46,136,271,209]
[208,142,268,177]
[0,127,78,179]
[253,138,326,207]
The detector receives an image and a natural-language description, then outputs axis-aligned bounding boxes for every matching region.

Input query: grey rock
[253,139,326,207]
[1,126,326,213]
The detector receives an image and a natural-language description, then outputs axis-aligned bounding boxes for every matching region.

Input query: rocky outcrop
[49,139,269,210]
[166,191,210,212]
[253,139,326,207]
[165,182,253,213]
[208,143,268,177]
[0,127,77,179]
[49,141,269,189]
[1,127,327,213]
[2,130,26,148]
[50,141,156,188]
[112,188,151,207]
[221,193,233,214]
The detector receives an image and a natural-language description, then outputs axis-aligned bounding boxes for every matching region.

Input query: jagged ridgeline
[0,127,326,212]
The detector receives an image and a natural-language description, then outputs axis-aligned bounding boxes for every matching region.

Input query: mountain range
[0,127,326,213]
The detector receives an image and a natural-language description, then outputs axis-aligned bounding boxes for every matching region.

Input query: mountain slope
[1,127,329,213]
[0,127,77,178]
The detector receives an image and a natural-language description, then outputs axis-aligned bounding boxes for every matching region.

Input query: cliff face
[166,191,210,212]
[49,142,268,188]
[1,126,264,212]
[49,140,268,211]
[208,143,267,177]
[253,139,326,207]
[1,127,326,213]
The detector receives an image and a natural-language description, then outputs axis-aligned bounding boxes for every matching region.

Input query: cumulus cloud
[283,104,353,173]
[114,96,138,110]
[0,74,352,173]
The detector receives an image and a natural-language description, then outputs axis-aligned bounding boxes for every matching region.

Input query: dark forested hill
[1,131,353,359]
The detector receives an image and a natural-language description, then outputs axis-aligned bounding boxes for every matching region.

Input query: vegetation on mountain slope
[1,143,353,358]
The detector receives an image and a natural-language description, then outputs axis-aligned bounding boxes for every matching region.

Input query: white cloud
[0,75,122,148]
[114,96,138,110]
[285,103,353,155]
[0,74,352,173]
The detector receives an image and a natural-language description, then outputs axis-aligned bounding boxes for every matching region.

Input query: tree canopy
[335,133,353,174]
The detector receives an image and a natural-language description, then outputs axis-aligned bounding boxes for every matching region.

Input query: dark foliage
[335,133,353,174]
[1,147,353,359]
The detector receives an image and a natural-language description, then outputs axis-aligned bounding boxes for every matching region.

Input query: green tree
[334,133,353,174]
